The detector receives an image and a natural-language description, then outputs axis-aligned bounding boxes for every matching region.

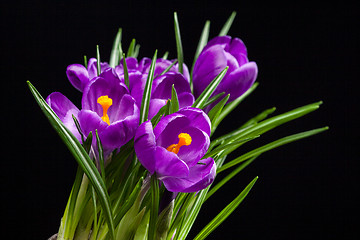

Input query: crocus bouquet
[28,12,326,240]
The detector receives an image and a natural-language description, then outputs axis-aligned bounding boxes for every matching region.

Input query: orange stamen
[97,95,112,125]
[166,133,192,154]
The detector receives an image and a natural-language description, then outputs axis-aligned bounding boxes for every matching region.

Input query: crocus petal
[161,157,216,193]
[178,92,195,109]
[78,110,108,138]
[216,61,258,102]
[46,92,81,141]
[192,45,228,98]
[154,147,189,178]
[176,126,210,167]
[66,64,89,92]
[228,37,248,60]
[203,35,231,52]
[87,58,110,80]
[152,72,191,100]
[134,121,158,174]
[177,107,211,137]
[148,98,167,120]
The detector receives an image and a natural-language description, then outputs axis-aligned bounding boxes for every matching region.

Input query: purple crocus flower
[134,107,216,193]
[66,58,110,92]
[193,36,258,103]
[47,68,139,158]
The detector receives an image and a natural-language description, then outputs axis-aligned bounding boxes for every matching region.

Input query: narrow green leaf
[202,92,225,108]
[206,155,259,201]
[207,94,230,131]
[174,12,184,74]
[218,127,329,173]
[192,67,228,109]
[159,59,177,76]
[170,85,179,113]
[241,107,277,129]
[148,174,160,240]
[162,51,169,60]
[83,55,88,68]
[109,28,122,68]
[122,53,130,89]
[192,20,210,68]
[193,176,258,240]
[219,11,237,36]
[95,130,106,182]
[127,38,136,57]
[96,45,101,76]
[140,50,157,124]
[134,44,141,58]
[134,210,150,240]
[191,20,210,92]
[27,81,115,239]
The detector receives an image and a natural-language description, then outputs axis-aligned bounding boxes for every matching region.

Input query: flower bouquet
[28,12,327,240]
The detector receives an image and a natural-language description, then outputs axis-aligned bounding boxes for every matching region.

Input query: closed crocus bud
[193,36,258,103]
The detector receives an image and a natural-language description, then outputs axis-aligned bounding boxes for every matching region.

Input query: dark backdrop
[2,1,358,239]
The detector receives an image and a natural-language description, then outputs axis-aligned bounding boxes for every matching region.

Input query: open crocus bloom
[47,68,139,158]
[134,107,216,193]
[193,36,258,105]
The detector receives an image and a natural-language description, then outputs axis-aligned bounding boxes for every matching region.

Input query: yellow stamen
[97,95,112,125]
[166,133,192,154]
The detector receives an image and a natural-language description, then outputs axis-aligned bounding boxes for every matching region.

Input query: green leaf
[202,92,225,109]
[206,155,259,200]
[95,130,106,182]
[170,84,179,114]
[218,127,329,173]
[219,11,237,36]
[83,55,88,68]
[159,59,177,76]
[96,45,101,76]
[148,174,160,240]
[191,20,210,92]
[122,53,130,89]
[207,94,230,132]
[192,20,210,69]
[192,67,228,109]
[174,12,184,74]
[193,176,258,240]
[127,38,136,58]
[134,210,150,240]
[140,50,157,124]
[27,81,115,239]
[109,28,122,68]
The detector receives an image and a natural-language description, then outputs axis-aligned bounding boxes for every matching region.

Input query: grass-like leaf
[174,12,184,74]
[149,174,160,240]
[171,84,179,113]
[122,53,130,89]
[109,28,122,68]
[193,176,258,240]
[96,45,101,76]
[27,81,115,239]
[218,127,329,173]
[207,94,230,132]
[192,67,228,109]
[127,38,136,58]
[140,50,157,124]
[219,11,237,36]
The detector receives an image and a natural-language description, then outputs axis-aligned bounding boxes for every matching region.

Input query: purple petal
[152,72,191,100]
[192,45,227,98]
[176,127,210,167]
[148,98,167,120]
[161,157,216,193]
[177,107,211,137]
[202,36,231,52]
[66,64,89,92]
[46,92,81,141]
[154,147,189,178]
[228,37,248,62]
[78,110,108,137]
[134,121,157,174]
[178,92,195,109]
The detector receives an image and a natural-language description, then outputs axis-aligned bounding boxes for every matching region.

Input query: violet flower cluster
[47,36,257,193]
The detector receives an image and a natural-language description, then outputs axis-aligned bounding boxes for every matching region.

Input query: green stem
[148,174,160,240]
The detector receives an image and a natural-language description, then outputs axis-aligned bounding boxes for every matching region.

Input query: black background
[1,1,358,239]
